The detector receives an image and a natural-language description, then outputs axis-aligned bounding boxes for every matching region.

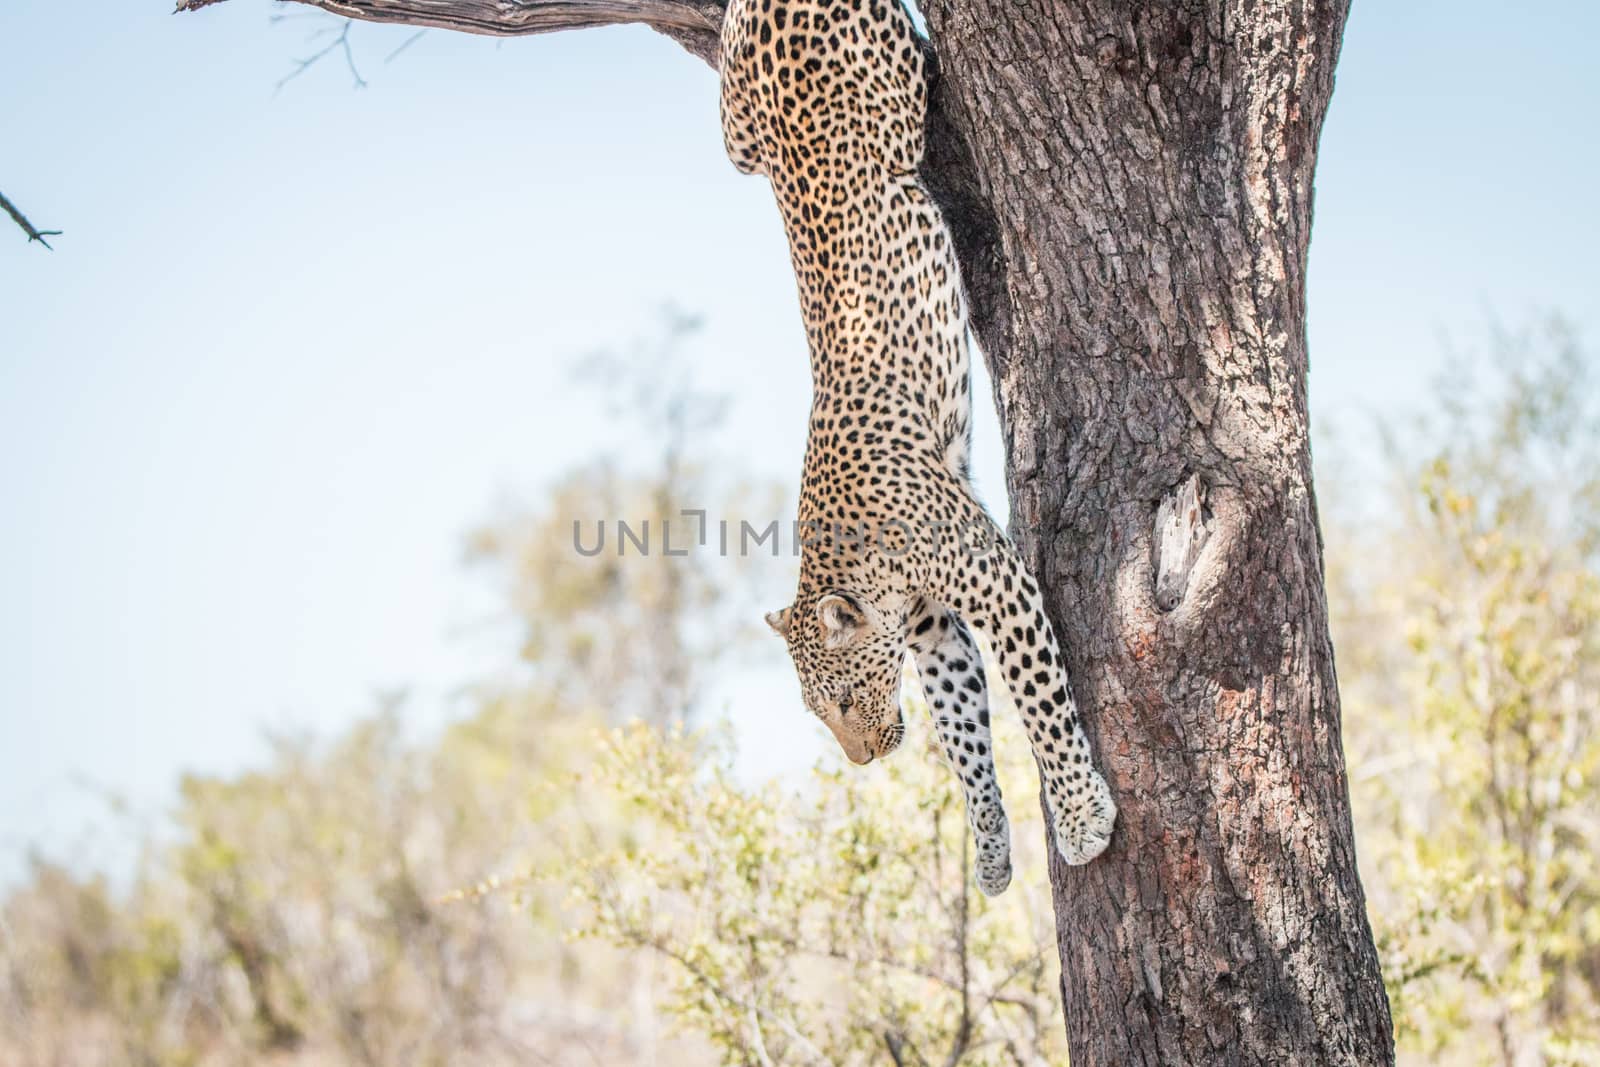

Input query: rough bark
[180,0,1395,1061]
[919,1,1395,1063]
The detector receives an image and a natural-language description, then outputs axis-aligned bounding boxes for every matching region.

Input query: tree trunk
[921,1,1395,1063]
[181,0,1395,1061]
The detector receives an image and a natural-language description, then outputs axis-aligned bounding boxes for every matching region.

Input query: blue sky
[1,0,1595,882]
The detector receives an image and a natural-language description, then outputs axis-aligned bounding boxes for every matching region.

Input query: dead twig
[1,190,61,250]
[276,19,366,92]
[385,28,427,62]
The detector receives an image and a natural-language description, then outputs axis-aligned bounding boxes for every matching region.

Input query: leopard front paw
[974,826,1012,897]
[969,803,1012,896]
[1052,770,1117,866]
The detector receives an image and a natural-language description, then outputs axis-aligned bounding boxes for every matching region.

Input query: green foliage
[1333,319,1600,1066]
[553,690,1068,1066]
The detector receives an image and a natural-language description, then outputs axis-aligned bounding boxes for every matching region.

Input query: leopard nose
[842,741,874,765]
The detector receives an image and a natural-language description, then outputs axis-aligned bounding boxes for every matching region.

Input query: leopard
[719,0,1117,888]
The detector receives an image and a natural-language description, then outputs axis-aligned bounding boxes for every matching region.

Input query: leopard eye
[837,689,854,717]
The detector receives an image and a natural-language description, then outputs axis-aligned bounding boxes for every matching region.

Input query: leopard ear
[764,605,793,639]
[816,592,866,649]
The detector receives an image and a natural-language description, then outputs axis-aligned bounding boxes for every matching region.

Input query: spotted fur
[906,597,1011,894]
[723,0,1116,877]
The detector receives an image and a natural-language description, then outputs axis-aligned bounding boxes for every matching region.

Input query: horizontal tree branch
[1,189,61,250]
[175,0,728,65]
[171,1,995,333]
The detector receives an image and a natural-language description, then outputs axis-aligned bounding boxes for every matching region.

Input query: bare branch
[384,28,427,62]
[276,19,366,92]
[176,0,728,67]
[0,190,61,250]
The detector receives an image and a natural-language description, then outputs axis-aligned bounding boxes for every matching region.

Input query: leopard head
[766,589,906,764]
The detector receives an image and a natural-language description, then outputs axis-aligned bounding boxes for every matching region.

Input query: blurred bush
[553,687,1069,1067]
[1331,318,1600,1066]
